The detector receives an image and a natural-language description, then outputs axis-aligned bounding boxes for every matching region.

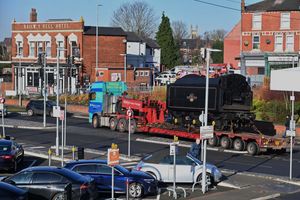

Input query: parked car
[26,100,57,117]
[0,181,28,200]
[2,166,98,200]
[64,160,158,198]
[155,71,176,85]
[135,154,222,186]
[0,139,24,172]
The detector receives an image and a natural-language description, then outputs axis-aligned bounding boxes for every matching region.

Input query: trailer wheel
[92,115,100,128]
[118,118,127,132]
[128,119,137,134]
[109,118,118,131]
[247,142,259,155]
[208,135,220,146]
[220,136,232,149]
[233,138,245,151]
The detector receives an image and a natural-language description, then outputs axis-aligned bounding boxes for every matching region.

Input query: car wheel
[92,115,100,128]
[118,118,127,132]
[146,171,157,180]
[196,173,212,186]
[27,109,34,116]
[208,135,220,146]
[52,192,64,200]
[129,183,143,198]
[109,117,118,131]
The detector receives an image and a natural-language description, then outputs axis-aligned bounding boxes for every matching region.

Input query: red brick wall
[82,35,126,82]
[241,11,300,52]
[224,22,241,68]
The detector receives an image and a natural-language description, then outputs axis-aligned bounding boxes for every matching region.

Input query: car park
[0,181,28,200]
[64,160,158,198]
[2,166,98,200]
[135,154,222,186]
[26,100,57,117]
[0,139,24,172]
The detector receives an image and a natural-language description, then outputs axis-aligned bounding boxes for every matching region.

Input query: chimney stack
[241,0,245,13]
[30,8,37,22]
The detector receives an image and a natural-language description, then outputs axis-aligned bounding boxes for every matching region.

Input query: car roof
[0,182,27,194]
[65,160,107,167]
[0,139,12,145]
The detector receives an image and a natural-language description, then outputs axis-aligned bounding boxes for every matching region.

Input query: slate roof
[143,38,160,49]
[126,32,143,42]
[245,0,300,12]
[84,26,126,36]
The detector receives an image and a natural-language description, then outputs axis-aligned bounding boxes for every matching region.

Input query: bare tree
[209,29,227,41]
[172,20,188,41]
[111,1,157,38]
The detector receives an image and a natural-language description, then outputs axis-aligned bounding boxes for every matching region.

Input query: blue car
[64,160,158,198]
[0,181,28,200]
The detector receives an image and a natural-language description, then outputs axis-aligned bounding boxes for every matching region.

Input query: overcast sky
[0,0,261,40]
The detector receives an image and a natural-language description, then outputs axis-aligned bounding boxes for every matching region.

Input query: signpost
[0,97,5,138]
[127,108,133,157]
[108,143,120,200]
[199,111,204,161]
[60,110,65,167]
[270,56,299,180]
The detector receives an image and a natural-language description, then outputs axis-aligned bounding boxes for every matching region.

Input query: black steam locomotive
[166,74,255,131]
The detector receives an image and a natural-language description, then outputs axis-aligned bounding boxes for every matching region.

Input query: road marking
[136,138,248,154]
[29,146,46,149]
[218,181,242,189]
[28,160,37,167]
[251,193,280,200]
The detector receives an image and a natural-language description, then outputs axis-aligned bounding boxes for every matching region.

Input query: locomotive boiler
[166,74,255,131]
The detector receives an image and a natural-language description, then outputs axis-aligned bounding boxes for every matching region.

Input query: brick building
[224,0,300,86]
[9,8,156,96]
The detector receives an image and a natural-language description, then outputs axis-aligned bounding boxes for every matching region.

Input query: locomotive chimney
[30,8,37,22]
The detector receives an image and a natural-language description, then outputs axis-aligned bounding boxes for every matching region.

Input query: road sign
[170,144,178,156]
[0,97,5,104]
[126,109,133,117]
[107,148,120,166]
[200,126,214,139]
[199,113,204,124]
[286,130,296,137]
[53,106,61,118]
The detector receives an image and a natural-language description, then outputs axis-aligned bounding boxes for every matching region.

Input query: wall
[224,22,241,68]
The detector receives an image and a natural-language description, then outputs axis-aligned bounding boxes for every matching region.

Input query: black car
[26,100,56,117]
[0,139,24,172]
[0,181,28,200]
[3,166,98,200]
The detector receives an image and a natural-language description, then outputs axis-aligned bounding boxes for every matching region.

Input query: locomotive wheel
[109,117,118,131]
[128,119,137,134]
[247,142,259,155]
[208,135,220,146]
[92,115,100,128]
[118,118,127,132]
[220,136,232,149]
[233,138,245,151]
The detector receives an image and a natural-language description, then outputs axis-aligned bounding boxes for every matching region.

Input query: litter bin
[77,147,84,160]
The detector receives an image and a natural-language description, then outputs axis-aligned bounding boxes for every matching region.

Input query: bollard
[77,147,84,160]
[72,146,76,160]
[48,148,52,166]
[126,178,129,200]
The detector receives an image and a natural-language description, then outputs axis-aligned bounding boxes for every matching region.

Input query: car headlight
[144,179,155,183]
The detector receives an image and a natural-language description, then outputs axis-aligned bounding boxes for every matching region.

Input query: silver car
[135,154,222,185]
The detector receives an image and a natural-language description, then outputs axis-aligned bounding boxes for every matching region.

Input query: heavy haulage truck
[88,75,289,156]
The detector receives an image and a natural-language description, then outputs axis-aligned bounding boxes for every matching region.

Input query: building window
[139,71,144,76]
[258,67,265,75]
[29,42,35,57]
[252,13,262,30]
[286,34,294,52]
[37,42,43,56]
[275,35,283,52]
[281,13,290,30]
[144,71,149,76]
[17,41,23,57]
[252,35,260,50]
[46,42,51,57]
[57,41,64,58]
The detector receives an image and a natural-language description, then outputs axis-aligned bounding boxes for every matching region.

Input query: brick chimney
[241,0,245,13]
[30,8,37,22]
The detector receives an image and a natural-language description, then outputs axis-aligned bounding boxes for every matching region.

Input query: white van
[155,71,176,85]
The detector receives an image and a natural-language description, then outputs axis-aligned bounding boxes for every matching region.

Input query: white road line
[29,146,46,149]
[251,193,280,200]
[218,181,242,189]
[136,138,248,154]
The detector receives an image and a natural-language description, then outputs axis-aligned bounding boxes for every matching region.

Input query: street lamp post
[96,4,102,81]
[56,48,60,156]
[43,53,47,128]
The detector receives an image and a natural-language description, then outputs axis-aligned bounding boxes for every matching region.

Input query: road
[3,114,300,179]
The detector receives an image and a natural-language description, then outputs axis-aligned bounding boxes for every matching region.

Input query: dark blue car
[0,139,24,172]
[64,160,158,198]
[0,181,28,200]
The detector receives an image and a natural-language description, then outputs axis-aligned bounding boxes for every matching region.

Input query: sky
[0,0,261,41]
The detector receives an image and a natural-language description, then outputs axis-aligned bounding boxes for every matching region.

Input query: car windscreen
[0,145,11,153]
